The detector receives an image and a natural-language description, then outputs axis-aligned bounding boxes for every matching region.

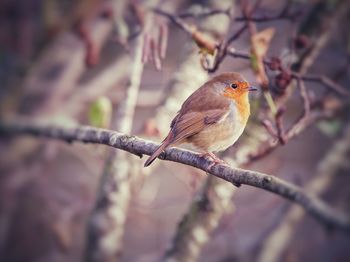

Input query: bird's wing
[169,109,228,145]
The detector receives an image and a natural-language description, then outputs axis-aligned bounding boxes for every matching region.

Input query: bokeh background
[0,0,350,261]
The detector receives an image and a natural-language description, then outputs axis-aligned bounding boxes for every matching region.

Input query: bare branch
[206,24,248,73]
[1,121,350,233]
[297,78,311,115]
[177,7,231,19]
[174,0,299,22]
[153,8,193,35]
[261,119,278,137]
[294,73,350,98]
[235,0,301,23]
[247,107,335,163]
[275,107,286,145]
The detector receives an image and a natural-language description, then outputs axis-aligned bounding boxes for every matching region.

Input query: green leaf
[317,119,342,137]
[250,53,259,73]
[263,91,277,115]
[88,96,112,128]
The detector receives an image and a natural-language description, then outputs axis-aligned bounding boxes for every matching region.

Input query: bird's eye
[230,83,238,89]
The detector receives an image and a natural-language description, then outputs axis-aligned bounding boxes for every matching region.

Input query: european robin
[144,72,257,167]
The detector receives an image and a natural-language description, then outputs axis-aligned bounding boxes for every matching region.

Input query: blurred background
[0,0,350,261]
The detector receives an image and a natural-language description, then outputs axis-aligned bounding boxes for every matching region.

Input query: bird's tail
[144,134,172,167]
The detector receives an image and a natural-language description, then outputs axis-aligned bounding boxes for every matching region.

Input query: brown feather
[144,133,173,167]
[171,110,227,145]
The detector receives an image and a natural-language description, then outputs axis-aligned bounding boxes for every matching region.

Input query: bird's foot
[200,152,226,169]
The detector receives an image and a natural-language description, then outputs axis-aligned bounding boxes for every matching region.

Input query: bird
[144,72,257,167]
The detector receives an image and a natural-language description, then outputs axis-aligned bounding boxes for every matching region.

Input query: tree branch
[1,121,350,233]
[235,0,300,23]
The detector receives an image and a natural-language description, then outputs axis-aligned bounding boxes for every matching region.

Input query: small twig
[138,5,170,71]
[75,21,100,66]
[247,106,338,163]
[275,107,286,145]
[226,24,248,46]
[261,119,278,137]
[261,106,287,145]
[293,73,350,98]
[175,0,299,22]
[296,77,311,115]
[177,8,231,19]
[159,23,168,59]
[227,49,255,61]
[207,24,248,73]
[235,6,300,22]
[153,8,193,34]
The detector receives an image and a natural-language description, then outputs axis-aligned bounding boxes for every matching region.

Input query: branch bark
[1,121,350,233]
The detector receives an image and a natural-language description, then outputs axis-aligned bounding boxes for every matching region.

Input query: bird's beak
[248,86,258,92]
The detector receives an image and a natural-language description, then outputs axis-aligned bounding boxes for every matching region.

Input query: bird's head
[211,72,257,102]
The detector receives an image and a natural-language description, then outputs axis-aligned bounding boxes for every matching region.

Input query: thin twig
[294,73,350,98]
[247,106,337,163]
[261,119,278,137]
[275,107,286,145]
[153,8,193,34]
[235,0,300,23]
[178,8,231,19]
[207,24,248,73]
[174,0,299,22]
[296,77,311,117]
[227,24,248,46]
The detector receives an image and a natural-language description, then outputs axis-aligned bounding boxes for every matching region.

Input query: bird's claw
[199,152,227,169]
